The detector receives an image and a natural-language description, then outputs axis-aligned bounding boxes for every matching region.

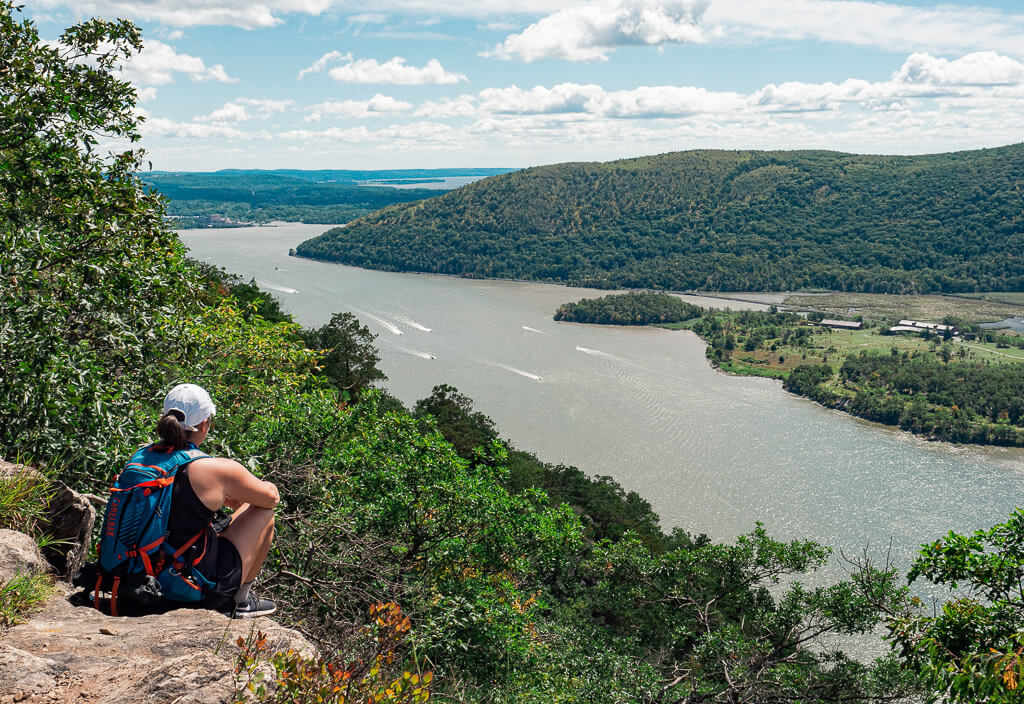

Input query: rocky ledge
[1,585,309,704]
[0,460,311,704]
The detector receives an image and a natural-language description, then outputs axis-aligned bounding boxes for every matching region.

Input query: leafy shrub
[234,603,432,704]
[890,510,1024,703]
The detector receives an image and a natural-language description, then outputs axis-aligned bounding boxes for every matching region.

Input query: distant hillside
[144,168,513,227]
[296,146,1024,293]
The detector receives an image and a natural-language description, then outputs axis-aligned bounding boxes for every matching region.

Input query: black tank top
[167,465,215,549]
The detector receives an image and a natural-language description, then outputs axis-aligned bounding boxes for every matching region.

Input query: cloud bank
[34,0,1024,61]
[196,98,293,123]
[298,52,466,84]
[305,95,413,121]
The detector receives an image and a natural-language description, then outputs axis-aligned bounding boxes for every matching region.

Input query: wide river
[183,223,1024,587]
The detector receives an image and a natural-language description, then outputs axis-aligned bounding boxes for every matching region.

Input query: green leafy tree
[567,527,919,703]
[412,384,499,459]
[0,5,190,470]
[302,312,386,402]
[0,4,317,485]
[889,510,1024,703]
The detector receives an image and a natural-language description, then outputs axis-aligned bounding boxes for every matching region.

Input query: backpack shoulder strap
[167,447,211,474]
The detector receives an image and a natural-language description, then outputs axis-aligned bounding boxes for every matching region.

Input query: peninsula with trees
[556,291,1024,447]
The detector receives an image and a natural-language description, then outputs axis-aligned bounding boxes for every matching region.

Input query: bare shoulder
[188,455,248,477]
[189,455,279,509]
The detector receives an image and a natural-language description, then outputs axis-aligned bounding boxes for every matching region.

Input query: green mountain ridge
[296,145,1024,293]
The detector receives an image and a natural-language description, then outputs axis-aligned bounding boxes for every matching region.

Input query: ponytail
[156,409,189,451]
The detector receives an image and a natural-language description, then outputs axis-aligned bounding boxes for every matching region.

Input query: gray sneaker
[230,594,276,619]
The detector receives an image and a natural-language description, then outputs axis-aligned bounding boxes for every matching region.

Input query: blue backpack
[95,443,217,614]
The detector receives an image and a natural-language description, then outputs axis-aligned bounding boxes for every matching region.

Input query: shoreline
[290,250,1024,319]
[290,251,792,305]
[689,329,1024,450]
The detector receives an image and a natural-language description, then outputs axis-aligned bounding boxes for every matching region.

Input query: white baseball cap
[162,383,216,430]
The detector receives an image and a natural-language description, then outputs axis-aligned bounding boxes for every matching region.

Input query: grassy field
[952,292,1024,306]
[703,327,1024,379]
[816,328,1024,364]
[781,292,1024,323]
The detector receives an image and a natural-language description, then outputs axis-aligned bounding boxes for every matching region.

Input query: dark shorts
[197,529,243,597]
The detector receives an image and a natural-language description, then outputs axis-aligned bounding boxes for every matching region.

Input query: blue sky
[25,0,1024,170]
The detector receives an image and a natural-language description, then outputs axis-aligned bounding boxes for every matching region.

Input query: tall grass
[0,469,52,536]
[0,571,56,631]
[0,468,60,629]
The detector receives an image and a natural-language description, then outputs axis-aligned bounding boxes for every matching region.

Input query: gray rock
[0,590,313,703]
[0,460,94,579]
[0,529,48,583]
[37,479,94,579]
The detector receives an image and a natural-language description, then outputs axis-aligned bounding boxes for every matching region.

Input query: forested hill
[296,145,1024,293]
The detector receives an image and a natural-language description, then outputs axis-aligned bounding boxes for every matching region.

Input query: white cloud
[279,121,458,147]
[140,114,271,140]
[316,50,1024,159]
[749,79,884,113]
[486,0,708,62]
[30,0,1024,62]
[415,94,479,118]
[705,0,1024,58]
[895,51,1024,87]
[120,34,1024,167]
[478,83,604,112]
[750,52,1024,112]
[154,27,185,40]
[197,98,293,123]
[298,52,466,84]
[414,82,745,118]
[602,84,745,116]
[304,94,413,121]
[297,51,347,80]
[343,12,388,34]
[481,21,520,31]
[32,0,334,29]
[477,83,746,116]
[116,39,235,85]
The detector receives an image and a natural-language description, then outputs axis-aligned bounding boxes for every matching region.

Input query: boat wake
[575,346,633,365]
[522,326,550,335]
[395,315,432,332]
[392,345,435,360]
[353,309,403,335]
[255,279,297,294]
[495,363,543,382]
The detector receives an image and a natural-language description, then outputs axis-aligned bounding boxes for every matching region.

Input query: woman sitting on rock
[149,383,279,618]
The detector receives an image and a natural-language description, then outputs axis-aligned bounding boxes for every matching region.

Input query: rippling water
[182,224,1024,589]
